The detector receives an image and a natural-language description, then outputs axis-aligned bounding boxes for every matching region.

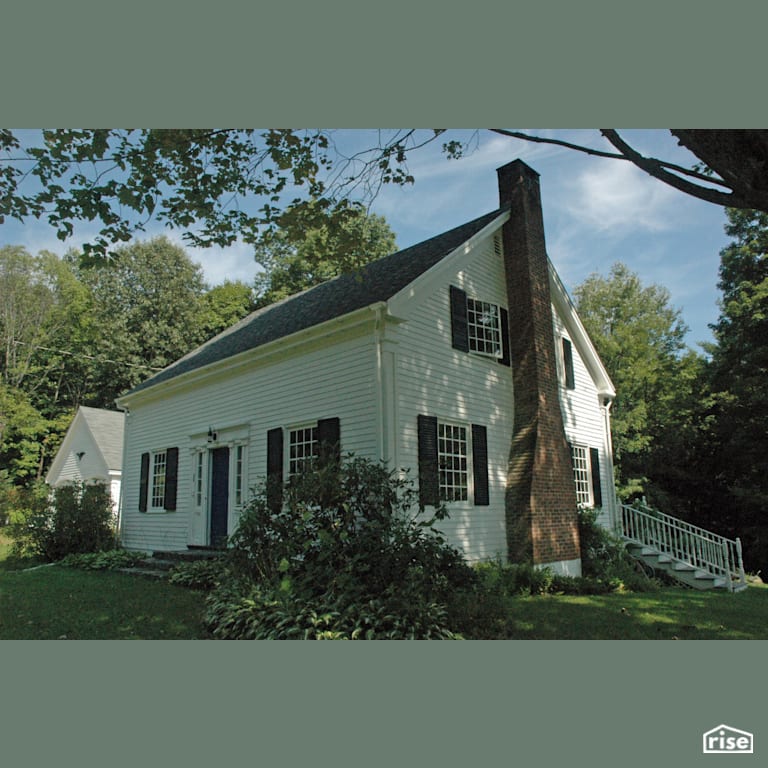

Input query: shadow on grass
[501,586,768,640]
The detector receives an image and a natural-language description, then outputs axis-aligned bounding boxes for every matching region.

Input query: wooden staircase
[619,503,747,592]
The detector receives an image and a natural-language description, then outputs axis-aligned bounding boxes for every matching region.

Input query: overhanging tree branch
[599,129,745,208]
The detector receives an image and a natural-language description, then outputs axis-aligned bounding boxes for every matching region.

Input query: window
[234,444,245,506]
[194,451,204,506]
[418,415,489,507]
[139,447,178,512]
[570,444,603,508]
[438,422,469,502]
[467,298,502,358]
[151,451,167,508]
[571,444,592,506]
[562,337,575,390]
[267,418,340,511]
[449,285,510,366]
[288,425,319,476]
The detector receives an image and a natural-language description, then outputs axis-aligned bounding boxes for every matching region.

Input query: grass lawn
[2,528,767,639]
[0,529,208,639]
[0,565,209,639]
[496,584,768,639]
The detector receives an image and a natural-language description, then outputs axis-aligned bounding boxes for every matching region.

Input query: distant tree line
[0,204,396,513]
[575,208,768,574]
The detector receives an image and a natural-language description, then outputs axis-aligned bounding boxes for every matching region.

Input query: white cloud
[165,233,256,287]
[561,159,679,235]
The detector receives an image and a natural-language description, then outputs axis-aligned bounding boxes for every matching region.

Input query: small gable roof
[124,207,506,396]
[46,406,124,486]
[78,406,124,470]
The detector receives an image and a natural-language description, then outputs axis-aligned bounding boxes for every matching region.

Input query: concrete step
[151,548,224,562]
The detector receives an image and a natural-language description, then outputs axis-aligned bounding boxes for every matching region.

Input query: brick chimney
[497,160,581,571]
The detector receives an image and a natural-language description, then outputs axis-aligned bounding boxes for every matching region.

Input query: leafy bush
[205,582,459,640]
[60,549,147,570]
[1,476,48,534]
[577,507,659,591]
[207,456,474,639]
[474,560,556,596]
[10,481,116,561]
[168,557,228,590]
[577,507,627,580]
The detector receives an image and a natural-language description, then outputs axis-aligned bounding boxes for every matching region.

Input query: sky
[1,129,731,350]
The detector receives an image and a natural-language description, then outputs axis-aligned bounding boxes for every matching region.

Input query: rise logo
[702,724,754,754]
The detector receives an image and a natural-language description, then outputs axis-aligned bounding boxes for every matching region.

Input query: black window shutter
[266,428,284,512]
[449,285,469,352]
[164,447,179,511]
[498,307,511,367]
[139,452,149,512]
[417,415,439,507]
[563,337,575,389]
[589,447,603,508]
[317,417,341,469]
[471,424,489,506]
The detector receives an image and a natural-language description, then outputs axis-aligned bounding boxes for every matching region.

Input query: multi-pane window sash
[151,451,167,508]
[234,445,245,506]
[289,426,319,476]
[571,444,592,506]
[194,452,204,506]
[438,423,469,502]
[467,298,502,358]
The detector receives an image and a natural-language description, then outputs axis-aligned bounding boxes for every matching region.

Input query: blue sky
[1,129,731,350]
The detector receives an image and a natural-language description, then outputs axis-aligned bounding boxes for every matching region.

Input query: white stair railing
[620,503,746,592]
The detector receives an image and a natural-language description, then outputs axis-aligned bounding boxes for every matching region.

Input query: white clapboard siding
[120,330,379,552]
[553,309,615,529]
[389,232,513,562]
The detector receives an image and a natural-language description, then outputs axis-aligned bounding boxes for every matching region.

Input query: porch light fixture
[207,427,217,443]
[76,451,85,461]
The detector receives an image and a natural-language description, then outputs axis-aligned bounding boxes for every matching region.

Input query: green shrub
[209,456,475,639]
[60,549,146,570]
[204,581,459,640]
[577,507,659,591]
[578,507,628,579]
[474,560,555,596]
[10,481,116,561]
[169,557,228,590]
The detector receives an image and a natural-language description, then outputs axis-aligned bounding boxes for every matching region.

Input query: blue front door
[210,447,229,547]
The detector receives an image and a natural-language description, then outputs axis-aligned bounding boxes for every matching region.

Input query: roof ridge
[120,206,507,399]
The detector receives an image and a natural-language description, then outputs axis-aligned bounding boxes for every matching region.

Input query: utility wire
[10,339,164,372]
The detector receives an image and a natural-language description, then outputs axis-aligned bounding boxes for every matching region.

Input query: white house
[115,160,616,576]
[46,406,125,512]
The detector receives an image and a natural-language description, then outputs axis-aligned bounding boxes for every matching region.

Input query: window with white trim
[571,444,592,506]
[288,425,319,476]
[438,422,469,502]
[467,298,502,358]
[151,451,167,509]
[194,451,204,506]
[234,444,245,506]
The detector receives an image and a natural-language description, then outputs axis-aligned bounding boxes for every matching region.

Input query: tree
[2,129,766,258]
[573,263,695,499]
[77,236,209,405]
[490,129,768,212]
[0,247,95,481]
[253,200,397,307]
[698,208,768,571]
[200,281,257,338]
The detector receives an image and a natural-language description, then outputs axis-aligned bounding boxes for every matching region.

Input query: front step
[117,548,225,580]
[151,548,224,562]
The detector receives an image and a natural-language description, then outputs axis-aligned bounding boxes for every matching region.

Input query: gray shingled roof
[126,207,506,396]
[79,406,124,470]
